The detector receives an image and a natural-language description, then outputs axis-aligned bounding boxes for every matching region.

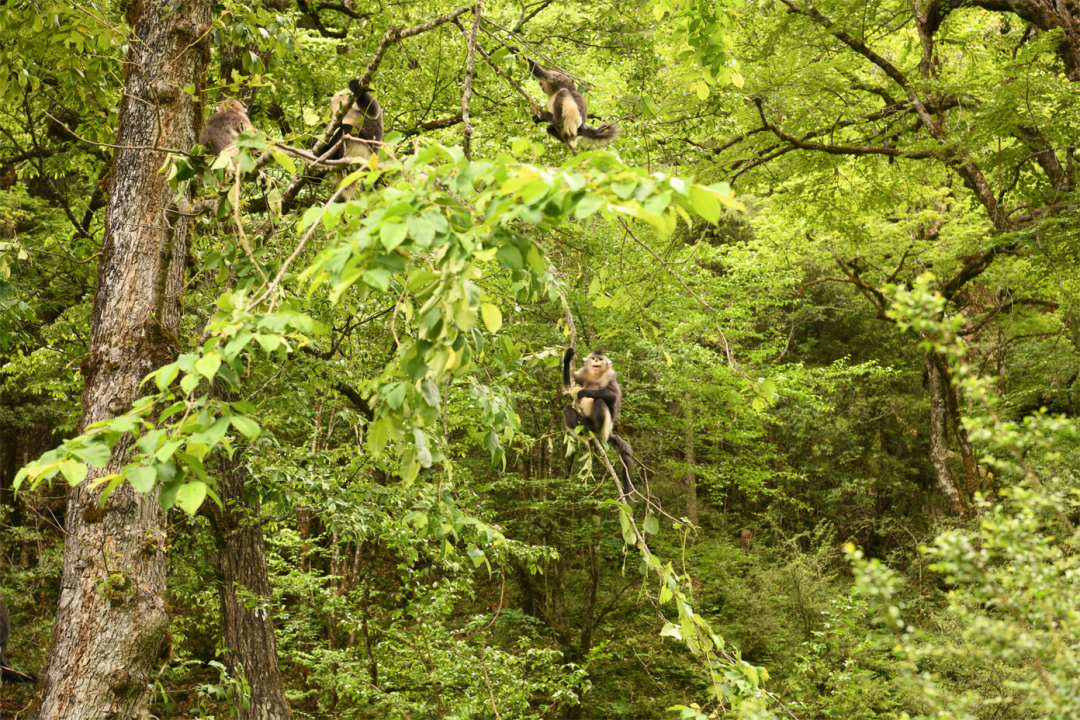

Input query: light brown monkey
[561,347,634,500]
[509,49,619,149]
[199,98,252,157]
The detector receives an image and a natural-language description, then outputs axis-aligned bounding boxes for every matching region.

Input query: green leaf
[480,303,502,333]
[495,245,523,270]
[362,268,392,292]
[271,148,296,174]
[231,414,261,439]
[367,418,389,456]
[176,481,208,515]
[689,184,721,224]
[384,382,408,410]
[644,515,660,535]
[420,378,441,407]
[195,352,222,380]
[128,465,157,494]
[73,439,112,468]
[574,193,605,219]
[406,213,435,247]
[380,221,408,251]
[154,362,180,392]
[58,461,87,486]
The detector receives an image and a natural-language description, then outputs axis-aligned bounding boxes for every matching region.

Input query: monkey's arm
[576,385,618,401]
[562,347,575,388]
[348,79,382,119]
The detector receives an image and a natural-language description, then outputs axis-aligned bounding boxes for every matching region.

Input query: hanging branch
[257,2,477,229]
[313,3,477,157]
[465,26,540,118]
[618,218,738,370]
[557,287,578,348]
[461,2,483,159]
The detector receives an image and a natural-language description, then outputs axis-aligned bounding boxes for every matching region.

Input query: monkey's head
[220,99,246,114]
[540,72,576,95]
[583,351,611,374]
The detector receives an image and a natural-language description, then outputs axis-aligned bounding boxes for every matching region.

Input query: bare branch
[461,3,483,160]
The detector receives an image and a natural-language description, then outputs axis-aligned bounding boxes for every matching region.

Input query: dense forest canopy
[1,0,1078,718]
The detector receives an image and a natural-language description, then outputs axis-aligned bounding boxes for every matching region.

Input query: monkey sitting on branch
[562,347,635,501]
[508,49,619,149]
[199,98,252,159]
[321,80,384,198]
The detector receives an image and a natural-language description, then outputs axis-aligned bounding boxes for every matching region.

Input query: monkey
[509,49,619,149]
[199,98,253,157]
[561,347,635,501]
[0,597,37,684]
[322,80,383,197]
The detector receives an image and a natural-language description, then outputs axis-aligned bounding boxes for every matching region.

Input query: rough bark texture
[209,453,293,720]
[925,352,968,516]
[26,0,211,715]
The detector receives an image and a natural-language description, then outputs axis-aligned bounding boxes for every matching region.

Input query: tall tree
[27,0,211,714]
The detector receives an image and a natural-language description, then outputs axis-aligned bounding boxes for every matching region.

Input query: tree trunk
[683,401,698,525]
[209,453,293,720]
[27,0,210,715]
[925,352,968,516]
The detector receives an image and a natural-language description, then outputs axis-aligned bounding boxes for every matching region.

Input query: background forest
[1,0,1079,718]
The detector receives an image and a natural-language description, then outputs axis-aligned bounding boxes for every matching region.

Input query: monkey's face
[585,353,610,373]
[540,74,574,95]
[222,99,246,114]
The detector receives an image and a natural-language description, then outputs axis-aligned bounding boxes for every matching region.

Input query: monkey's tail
[579,123,620,146]
[2,665,38,683]
[608,433,634,501]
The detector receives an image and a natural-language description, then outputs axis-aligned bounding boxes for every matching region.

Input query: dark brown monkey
[199,98,253,157]
[0,596,37,683]
[327,80,383,163]
[562,347,634,500]
[510,49,619,148]
[322,80,384,197]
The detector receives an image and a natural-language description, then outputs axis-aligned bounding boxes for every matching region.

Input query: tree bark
[26,0,210,717]
[209,453,293,720]
[925,352,968,516]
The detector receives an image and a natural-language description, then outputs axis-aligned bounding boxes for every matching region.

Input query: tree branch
[461,3,483,160]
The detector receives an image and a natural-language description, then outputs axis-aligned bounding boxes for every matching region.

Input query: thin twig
[246,183,347,311]
[618,219,737,369]
[479,638,503,720]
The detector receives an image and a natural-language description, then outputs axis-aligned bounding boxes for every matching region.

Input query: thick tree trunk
[209,453,293,720]
[925,352,968,516]
[26,0,210,716]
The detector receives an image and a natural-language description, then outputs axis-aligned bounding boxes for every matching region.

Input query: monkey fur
[510,50,619,149]
[0,597,37,684]
[199,98,252,157]
[323,80,383,197]
[562,347,634,500]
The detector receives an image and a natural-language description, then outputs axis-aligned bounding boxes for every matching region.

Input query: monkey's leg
[563,405,583,432]
[588,396,613,441]
[534,111,554,124]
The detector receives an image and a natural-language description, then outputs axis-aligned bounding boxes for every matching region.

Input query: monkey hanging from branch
[508,49,619,149]
[561,347,635,501]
